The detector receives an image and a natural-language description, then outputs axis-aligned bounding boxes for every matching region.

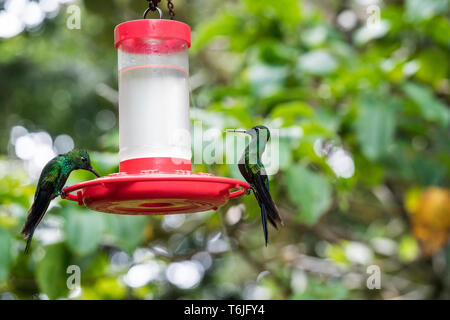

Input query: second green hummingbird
[228,125,284,245]
[21,149,100,253]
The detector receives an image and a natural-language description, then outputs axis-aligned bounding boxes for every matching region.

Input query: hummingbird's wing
[21,186,54,253]
[237,151,253,183]
[21,159,61,253]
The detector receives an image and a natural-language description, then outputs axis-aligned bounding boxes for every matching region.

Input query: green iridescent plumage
[21,149,100,253]
[228,125,283,245]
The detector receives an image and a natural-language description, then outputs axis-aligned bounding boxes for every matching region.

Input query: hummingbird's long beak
[88,167,101,178]
[226,129,248,134]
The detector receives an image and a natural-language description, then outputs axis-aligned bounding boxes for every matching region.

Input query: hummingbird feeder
[62,15,249,215]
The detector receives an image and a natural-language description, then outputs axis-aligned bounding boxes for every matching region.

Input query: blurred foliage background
[0,0,449,300]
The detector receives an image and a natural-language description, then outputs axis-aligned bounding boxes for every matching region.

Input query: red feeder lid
[62,173,249,215]
[114,19,191,54]
[62,157,249,215]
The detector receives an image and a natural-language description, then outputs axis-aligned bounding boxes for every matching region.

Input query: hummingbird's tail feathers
[253,187,269,246]
[21,189,52,253]
[261,204,269,247]
[253,174,284,228]
[24,229,35,254]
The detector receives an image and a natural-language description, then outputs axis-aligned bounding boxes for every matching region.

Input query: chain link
[167,0,175,20]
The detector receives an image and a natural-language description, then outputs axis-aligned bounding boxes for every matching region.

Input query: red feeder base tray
[62,172,249,215]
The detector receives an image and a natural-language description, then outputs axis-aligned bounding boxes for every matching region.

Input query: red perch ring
[62,172,249,215]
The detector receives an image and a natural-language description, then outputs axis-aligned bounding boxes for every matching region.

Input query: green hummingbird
[227,125,283,245]
[21,149,100,253]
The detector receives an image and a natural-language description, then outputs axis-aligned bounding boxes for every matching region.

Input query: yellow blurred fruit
[406,187,450,256]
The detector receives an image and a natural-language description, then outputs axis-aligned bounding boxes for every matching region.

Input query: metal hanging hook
[143,6,162,19]
[143,0,175,20]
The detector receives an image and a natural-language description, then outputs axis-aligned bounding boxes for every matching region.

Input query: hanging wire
[143,0,175,20]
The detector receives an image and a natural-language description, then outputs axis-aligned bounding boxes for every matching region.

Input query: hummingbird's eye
[81,157,87,163]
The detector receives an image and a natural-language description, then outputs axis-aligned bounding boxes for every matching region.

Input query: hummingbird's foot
[247,186,254,195]
[58,190,67,199]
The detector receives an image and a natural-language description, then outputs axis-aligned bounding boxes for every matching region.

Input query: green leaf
[36,244,69,299]
[415,49,449,87]
[278,138,294,170]
[424,16,450,47]
[286,165,332,225]
[403,82,450,126]
[271,101,313,126]
[64,209,105,256]
[356,95,397,160]
[0,228,12,282]
[80,252,110,280]
[191,12,241,53]
[247,64,287,97]
[106,215,148,253]
[354,154,385,187]
[244,0,302,27]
